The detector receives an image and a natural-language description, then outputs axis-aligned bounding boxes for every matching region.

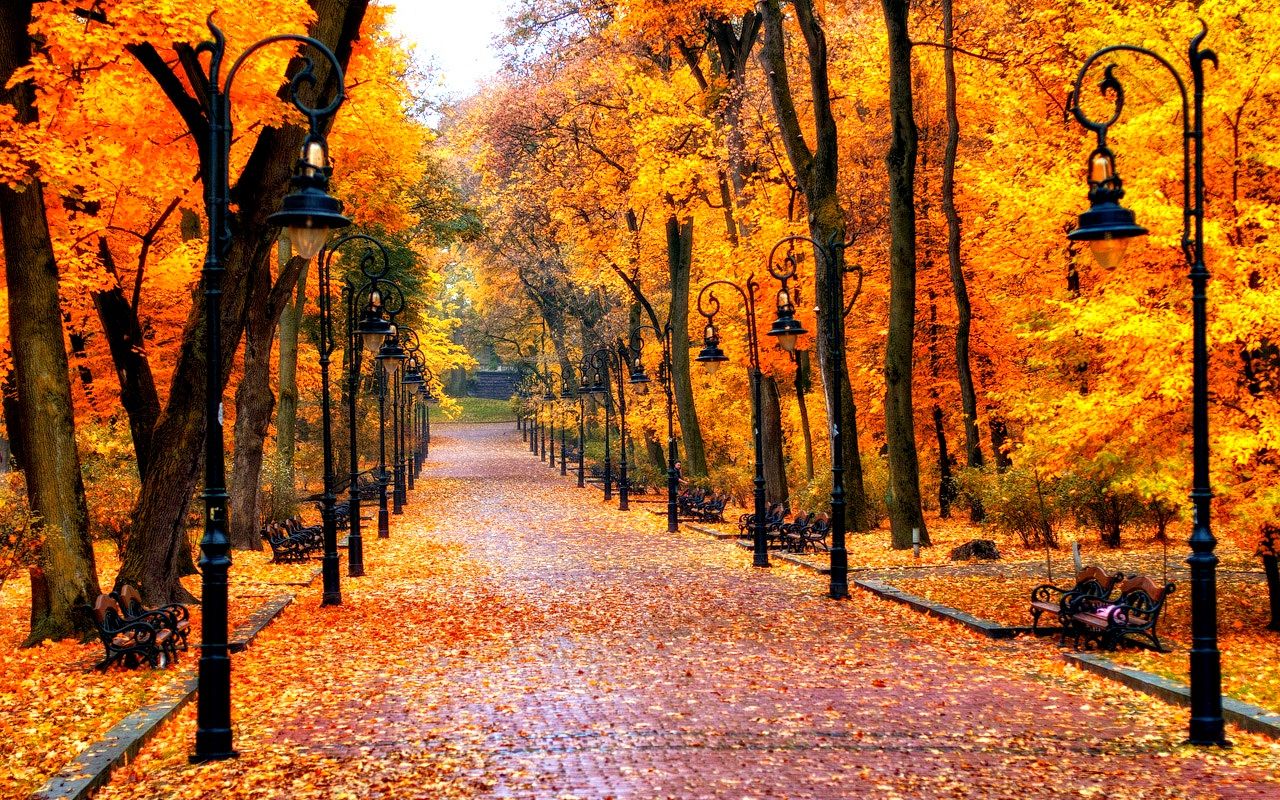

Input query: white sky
[388,1,513,99]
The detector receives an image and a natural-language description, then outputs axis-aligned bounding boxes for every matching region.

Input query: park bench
[738,503,785,539]
[677,488,728,522]
[800,513,830,553]
[92,594,175,670]
[776,511,811,551]
[261,519,320,563]
[1028,565,1123,636]
[1067,575,1176,652]
[114,584,190,652]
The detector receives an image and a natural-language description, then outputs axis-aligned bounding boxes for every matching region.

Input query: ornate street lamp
[186,20,350,763]
[576,361,588,488]
[373,318,406,536]
[378,328,408,516]
[544,373,558,470]
[696,260,798,568]
[633,323,678,533]
[315,234,388,610]
[345,263,401,574]
[560,379,576,477]
[420,366,436,465]
[765,236,851,599]
[1066,24,1224,746]
[587,342,637,511]
[399,331,425,494]
[584,350,614,501]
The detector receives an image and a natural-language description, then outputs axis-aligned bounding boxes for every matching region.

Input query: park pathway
[99,423,1279,800]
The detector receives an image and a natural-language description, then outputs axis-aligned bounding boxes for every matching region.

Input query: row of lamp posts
[516,24,1226,749]
[188,18,437,763]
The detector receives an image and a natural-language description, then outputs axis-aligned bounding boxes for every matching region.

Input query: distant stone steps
[473,370,520,400]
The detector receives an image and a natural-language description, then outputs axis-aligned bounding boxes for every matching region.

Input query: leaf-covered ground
[895,568,1280,714]
[0,541,315,797]
[83,423,1280,799]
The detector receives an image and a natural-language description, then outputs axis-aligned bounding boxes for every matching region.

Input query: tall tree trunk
[271,235,306,520]
[92,239,163,479]
[757,0,870,533]
[761,375,788,509]
[232,249,309,550]
[941,0,985,522]
[882,0,928,548]
[929,292,954,519]
[116,0,370,604]
[666,216,708,477]
[0,1,100,643]
[795,350,815,481]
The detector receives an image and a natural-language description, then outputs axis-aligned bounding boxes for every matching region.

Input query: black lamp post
[696,262,799,569]
[186,20,350,764]
[588,342,640,511]
[399,332,425,493]
[559,380,574,477]
[584,350,614,501]
[765,236,851,599]
[1066,25,1223,746]
[346,264,400,571]
[632,324,677,532]
[424,372,436,461]
[374,321,406,536]
[576,362,587,488]
[544,374,558,470]
[315,234,391,609]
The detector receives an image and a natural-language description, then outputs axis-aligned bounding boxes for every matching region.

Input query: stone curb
[683,522,740,540]
[1064,652,1280,740]
[853,578,1032,640]
[29,592,297,800]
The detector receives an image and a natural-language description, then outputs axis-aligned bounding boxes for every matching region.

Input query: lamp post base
[189,749,238,765]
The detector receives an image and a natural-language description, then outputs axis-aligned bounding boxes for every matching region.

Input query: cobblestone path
[100,423,1280,800]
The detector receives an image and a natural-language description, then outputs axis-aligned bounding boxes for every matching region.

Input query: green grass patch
[444,395,516,423]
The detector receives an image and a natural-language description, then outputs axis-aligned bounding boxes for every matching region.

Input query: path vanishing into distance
[99,423,1279,800]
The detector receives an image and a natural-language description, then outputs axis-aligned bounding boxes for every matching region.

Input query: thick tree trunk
[881,0,928,548]
[757,0,870,533]
[92,284,161,479]
[0,1,100,643]
[270,236,306,520]
[116,0,369,604]
[666,216,708,477]
[761,375,788,509]
[228,322,276,551]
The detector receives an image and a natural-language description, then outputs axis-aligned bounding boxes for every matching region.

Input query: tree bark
[758,0,870,532]
[116,0,370,604]
[666,216,709,477]
[795,350,814,481]
[940,0,985,522]
[929,292,955,519]
[0,1,100,643]
[882,0,928,548]
[93,239,163,479]
[270,236,306,520]
[1263,554,1280,632]
[761,375,788,509]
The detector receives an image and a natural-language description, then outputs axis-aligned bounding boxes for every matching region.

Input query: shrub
[0,472,40,594]
[959,466,1058,549]
[1057,470,1145,549]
